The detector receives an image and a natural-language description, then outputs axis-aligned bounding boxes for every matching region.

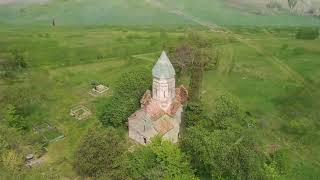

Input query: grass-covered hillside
[0,0,319,26]
[0,0,191,26]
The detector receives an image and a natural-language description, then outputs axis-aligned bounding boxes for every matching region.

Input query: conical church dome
[152,51,176,79]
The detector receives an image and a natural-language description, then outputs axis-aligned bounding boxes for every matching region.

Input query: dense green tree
[99,70,151,127]
[74,125,129,179]
[182,95,270,179]
[184,101,205,128]
[182,124,267,179]
[129,137,198,180]
[200,94,252,132]
[296,28,319,40]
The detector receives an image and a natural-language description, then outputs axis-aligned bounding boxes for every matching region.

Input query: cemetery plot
[26,155,46,168]
[89,84,109,97]
[33,123,64,143]
[70,105,92,120]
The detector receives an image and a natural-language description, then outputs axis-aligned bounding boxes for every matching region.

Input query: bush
[184,101,205,128]
[74,125,129,178]
[1,105,28,131]
[129,137,197,180]
[99,70,151,127]
[282,118,312,136]
[296,28,319,40]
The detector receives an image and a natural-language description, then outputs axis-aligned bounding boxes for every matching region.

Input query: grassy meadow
[0,0,320,26]
[0,0,320,178]
[1,25,319,178]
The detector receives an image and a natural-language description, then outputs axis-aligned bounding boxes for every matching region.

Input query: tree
[169,32,218,101]
[171,43,195,74]
[182,126,267,179]
[189,48,217,101]
[74,125,129,179]
[184,101,205,128]
[296,28,319,40]
[288,0,299,9]
[129,137,198,180]
[169,33,218,76]
[99,70,151,127]
[181,95,268,179]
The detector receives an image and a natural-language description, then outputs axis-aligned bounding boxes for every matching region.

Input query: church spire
[152,51,176,109]
[152,51,175,79]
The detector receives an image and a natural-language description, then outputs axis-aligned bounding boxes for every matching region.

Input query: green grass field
[1,25,319,179]
[0,0,319,26]
[0,0,320,178]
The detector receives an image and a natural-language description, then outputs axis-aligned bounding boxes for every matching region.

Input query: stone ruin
[89,84,109,97]
[70,105,92,121]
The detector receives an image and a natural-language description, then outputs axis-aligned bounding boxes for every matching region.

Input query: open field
[0,0,319,179]
[0,25,319,179]
[0,0,320,26]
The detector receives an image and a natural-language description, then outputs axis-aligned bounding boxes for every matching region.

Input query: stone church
[128,51,188,145]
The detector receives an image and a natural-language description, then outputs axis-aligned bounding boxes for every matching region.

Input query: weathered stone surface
[128,51,188,145]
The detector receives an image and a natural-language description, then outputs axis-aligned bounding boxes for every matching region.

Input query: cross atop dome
[152,51,176,79]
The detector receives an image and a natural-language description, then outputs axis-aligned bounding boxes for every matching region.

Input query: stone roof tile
[154,116,174,135]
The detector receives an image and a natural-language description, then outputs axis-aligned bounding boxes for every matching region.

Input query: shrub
[129,137,197,180]
[292,47,306,55]
[184,101,205,128]
[99,70,151,127]
[1,105,28,131]
[296,28,319,40]
[283,118,312,136]
[74,126,129,178]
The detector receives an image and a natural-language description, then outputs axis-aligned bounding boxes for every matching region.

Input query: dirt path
[145,0,316,92]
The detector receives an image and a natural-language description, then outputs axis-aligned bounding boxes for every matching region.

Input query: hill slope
[157,0,320,26]
[0,0,192,26]
[0,0,319,26]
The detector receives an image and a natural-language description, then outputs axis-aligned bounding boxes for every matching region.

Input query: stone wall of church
[162,107,183,143]
[152,77,175,104]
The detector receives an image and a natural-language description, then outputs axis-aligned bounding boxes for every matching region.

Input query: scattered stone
[25,154,34,161]
[26,156,46,168]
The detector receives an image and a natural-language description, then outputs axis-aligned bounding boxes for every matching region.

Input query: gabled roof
[152,51,176,79]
